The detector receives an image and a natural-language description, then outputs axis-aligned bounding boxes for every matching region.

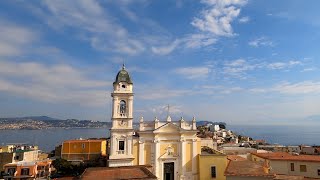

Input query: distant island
[0,116,111,130]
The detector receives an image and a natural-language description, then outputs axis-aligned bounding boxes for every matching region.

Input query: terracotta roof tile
[252,152,320,162]
[225,159,273,177]
[227,155,247,161]
[63,139,105,143]
[81,165,157,180]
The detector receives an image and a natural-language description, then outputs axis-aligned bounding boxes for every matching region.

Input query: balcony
[117,150,125,155]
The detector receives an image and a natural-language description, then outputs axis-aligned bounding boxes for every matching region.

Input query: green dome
[114,65,133,84]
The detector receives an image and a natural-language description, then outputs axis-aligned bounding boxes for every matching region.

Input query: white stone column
[110,135,116,157]
[127,136,132,156]
[113,97,118,119]
[128,96,133,118]
[139,139,145,165]
[154,139,160,178]
[180,137,186,178]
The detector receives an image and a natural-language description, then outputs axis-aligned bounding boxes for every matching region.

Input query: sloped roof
[225,155,273,178]
[251,152,320,162]
[81,166,157,180]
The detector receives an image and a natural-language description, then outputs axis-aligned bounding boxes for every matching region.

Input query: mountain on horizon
[0,116,61,121]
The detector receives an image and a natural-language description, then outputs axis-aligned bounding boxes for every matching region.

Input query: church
[108,65,202,180]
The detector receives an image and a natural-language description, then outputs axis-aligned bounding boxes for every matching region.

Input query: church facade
[108,66,201,180]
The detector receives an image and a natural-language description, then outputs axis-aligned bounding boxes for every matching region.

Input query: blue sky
[0,0,320,125]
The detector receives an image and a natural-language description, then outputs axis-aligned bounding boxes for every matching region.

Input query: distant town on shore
[0,116,225,130]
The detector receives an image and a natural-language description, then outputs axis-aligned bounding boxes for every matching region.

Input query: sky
[0,0,320,125]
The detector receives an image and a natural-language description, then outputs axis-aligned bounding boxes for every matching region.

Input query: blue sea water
[0,125,319,152]
[228,125,320,146]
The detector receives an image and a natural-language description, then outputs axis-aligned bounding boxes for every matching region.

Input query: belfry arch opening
[120,100,126,117]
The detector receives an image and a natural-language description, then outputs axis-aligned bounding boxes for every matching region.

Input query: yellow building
[61,139,107,162]
[251,152,320,179]
[199,147,227,180]
[108,65,203,180]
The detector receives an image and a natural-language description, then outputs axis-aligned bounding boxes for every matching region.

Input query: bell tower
[108,64,134,167]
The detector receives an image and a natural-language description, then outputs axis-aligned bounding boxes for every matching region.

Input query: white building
[108,65,202,180]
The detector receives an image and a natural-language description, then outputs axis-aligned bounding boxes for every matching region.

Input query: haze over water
[1,125,319,152]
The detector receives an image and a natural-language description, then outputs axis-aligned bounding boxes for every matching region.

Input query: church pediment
[153,123,182,134]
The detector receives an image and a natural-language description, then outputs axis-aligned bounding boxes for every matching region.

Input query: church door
[163,162,174,180]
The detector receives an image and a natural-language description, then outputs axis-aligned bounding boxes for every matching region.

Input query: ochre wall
[144,143,151,165]
[185,142,192,172]
[61,140,106,161]
[132,139,139,165]
[199,155,227,180]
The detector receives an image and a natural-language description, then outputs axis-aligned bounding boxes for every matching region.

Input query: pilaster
[139,139,145,165]
[128,96,133,118]
[127,135,132,156]
[180,137,186,176]
[154,139,160,177]
[192,138,197,175]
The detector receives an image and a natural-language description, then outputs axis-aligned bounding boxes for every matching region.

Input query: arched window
[120,100,126,116]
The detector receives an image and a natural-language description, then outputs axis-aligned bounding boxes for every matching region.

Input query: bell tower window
[120,100,126,117]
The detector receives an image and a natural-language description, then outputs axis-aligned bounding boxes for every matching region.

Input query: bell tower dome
[108,64,134,167]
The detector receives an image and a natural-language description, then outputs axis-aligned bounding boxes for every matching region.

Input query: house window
[290,163,294,171]
[82,143,85,149]
[211,166,216,178]
[317,169,320,176]
[21,168,29,175]
[7,168,16,176]
[119,141,125,151]
[300,165,307,172]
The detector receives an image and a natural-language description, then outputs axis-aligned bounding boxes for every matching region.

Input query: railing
[117,150,125,155]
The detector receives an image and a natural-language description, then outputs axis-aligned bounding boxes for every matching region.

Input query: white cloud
[175,66,211,79]
[151,40,181,55]
[0,20,36,56]
[157,0,248,55]
[223,59,256,78]
[267,60,302,70]
[248,36,274,47]
[0,61,108,106]
[34,0,145,55]
[183,34,218,48]
[273,81,320,94]
[191,0,247,37]
[301,67,317,72]
[238,16,250,23]
[250,81,320,95]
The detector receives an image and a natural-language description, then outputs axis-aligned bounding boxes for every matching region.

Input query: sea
[0,125,319,152]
